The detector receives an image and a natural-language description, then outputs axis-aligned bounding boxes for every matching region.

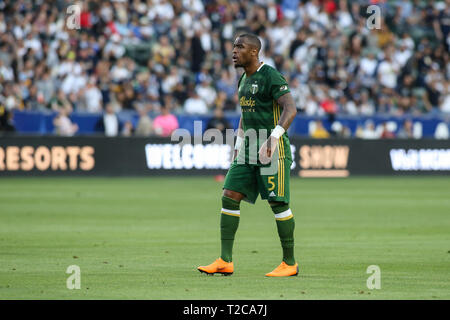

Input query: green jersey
[237,63,292,164]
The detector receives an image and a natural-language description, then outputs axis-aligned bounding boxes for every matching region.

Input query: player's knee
[269,201,291,216]
[223,189,244,202]
[222,195,240,211]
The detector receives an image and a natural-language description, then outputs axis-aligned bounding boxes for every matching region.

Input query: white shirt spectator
[57,60,77,77]
[360,56,377,77]
[398,36,415,51]
[103,113,119,137]
[0,62,14,81]
[267,3,278,22]
[360,101,375,115]
[54,113,78,136]
[183,0,204,13]
[196,82,217,107]
[161,78,177,95]
[184,95,208,114]
[378,60,399,88]
[103,35,126,59]
[305,97,319,116]
[110,64,131,82]
[291,82,310,112]
[84,85,103,113]
[61,72,87,95]
[305,1,320,20]
[394,47,412,68]
[200,31,212,51]
[434,122,449,139]
[147,74,160,98]
[24,36,42,53]
[316,11,331,29]
[222,22,234,40]
[344,100,358,115]
[148,0,174,21]
[100,3,114,22]
[441,93,450,113]
[362,125,380,139]
[13,25,27,40]
[48,18,64,36]
[267,23,296,56]
[337,10,353,29]
[180,11,193,35]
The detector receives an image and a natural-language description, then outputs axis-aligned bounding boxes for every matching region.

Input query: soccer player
[198,34,298,277]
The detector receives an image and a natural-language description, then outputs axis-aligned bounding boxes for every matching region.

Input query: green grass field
[0,176,449,300]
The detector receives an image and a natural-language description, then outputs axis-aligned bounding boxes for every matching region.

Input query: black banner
[0,300,445,317]
[0,137,449,176]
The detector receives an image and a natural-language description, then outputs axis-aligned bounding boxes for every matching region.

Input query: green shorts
[223,158,291,204]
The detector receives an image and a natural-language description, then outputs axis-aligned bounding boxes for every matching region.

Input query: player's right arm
[232,73,246,162]
[232,116,243,161]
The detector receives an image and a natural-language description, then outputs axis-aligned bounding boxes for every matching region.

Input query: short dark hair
[238,34,261,53]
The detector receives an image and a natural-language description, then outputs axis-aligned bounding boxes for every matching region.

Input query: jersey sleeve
[268,68,290,100]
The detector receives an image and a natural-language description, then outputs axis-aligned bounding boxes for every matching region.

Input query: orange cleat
[265,261,299,277]
[197,258,234,276]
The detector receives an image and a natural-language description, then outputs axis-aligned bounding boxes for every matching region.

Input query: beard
[233,60,244,68]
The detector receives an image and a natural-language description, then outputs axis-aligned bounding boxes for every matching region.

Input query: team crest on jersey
[251,83,259,94]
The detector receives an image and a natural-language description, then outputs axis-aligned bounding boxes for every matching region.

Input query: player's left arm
[261,93,297,161]
[275,92,297,131]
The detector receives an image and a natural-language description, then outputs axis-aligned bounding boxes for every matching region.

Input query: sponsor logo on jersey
[239,96,256,107]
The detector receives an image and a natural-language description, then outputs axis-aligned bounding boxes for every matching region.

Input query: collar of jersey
[244,62,265,80]
[256,62,265,72]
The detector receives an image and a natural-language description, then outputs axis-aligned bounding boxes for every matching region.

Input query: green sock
[271,203,296,266]
[220,196,240,262]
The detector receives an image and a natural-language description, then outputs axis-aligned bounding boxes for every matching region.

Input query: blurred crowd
[0,0,449,137]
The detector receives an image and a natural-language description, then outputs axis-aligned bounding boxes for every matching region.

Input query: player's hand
[258,136,278,165]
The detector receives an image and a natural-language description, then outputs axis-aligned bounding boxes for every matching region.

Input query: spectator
[440,84,450,114]
[82,77,103,113]
[153,105,179,138]
[97,103,120,137]
[53,107,78,137]
[215,70,236,100]
[206,107,231,136]
[358,52,378,89]
[359,120,380,140]
[184,90,208,115]
[310,120,330,139]
[121,120,134,137]
[152,35,175,68]
[397,119,414,139]
[135,109,154,137]
[378,46,400,92]
[380,122,396,139]
[196,79,217,108]
[330,121,351,138]
[434,121,450,139]
[48,90,73,112]
[359,91,375,116]
[0,103,15,133]
[0,0,448,138]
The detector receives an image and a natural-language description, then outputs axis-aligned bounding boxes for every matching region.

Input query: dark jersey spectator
[206,107,231,136]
